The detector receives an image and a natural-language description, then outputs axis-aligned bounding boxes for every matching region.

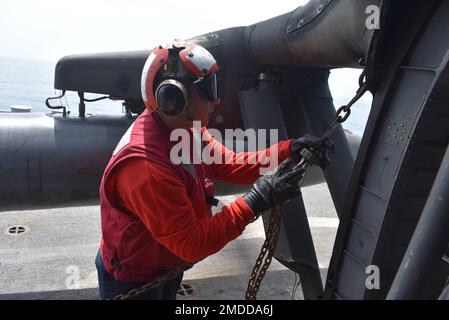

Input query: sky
[0,0,306,62]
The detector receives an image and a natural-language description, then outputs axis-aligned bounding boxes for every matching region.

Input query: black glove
[242,159,304,217]
[290,135,333,168]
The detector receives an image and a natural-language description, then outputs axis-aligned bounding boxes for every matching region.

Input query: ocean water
[0,56,371,136]
[0,56,124,116]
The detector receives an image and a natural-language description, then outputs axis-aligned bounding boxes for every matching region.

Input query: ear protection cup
[155,79,189,116]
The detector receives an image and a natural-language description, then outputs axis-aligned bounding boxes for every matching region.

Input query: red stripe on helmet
[142,46,169,111]
[179,43,218,78]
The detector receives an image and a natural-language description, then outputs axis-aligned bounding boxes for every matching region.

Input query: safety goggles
[195,72,218,102]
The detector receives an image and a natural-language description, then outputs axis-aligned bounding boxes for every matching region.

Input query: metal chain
[245,69,368,300]
[321,77,368,143]
[110,267,187,300]
[245,204,282,300]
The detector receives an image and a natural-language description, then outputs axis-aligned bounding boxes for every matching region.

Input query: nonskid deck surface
[0,184,338,300]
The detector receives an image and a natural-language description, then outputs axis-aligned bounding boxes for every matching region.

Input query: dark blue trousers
[95,251,183,300]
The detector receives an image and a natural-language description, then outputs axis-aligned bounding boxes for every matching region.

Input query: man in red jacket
[95,41,329,300]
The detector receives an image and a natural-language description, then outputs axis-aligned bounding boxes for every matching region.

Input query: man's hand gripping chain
[246,71,368,300]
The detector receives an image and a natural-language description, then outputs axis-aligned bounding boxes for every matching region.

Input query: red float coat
[99,109,293,282]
